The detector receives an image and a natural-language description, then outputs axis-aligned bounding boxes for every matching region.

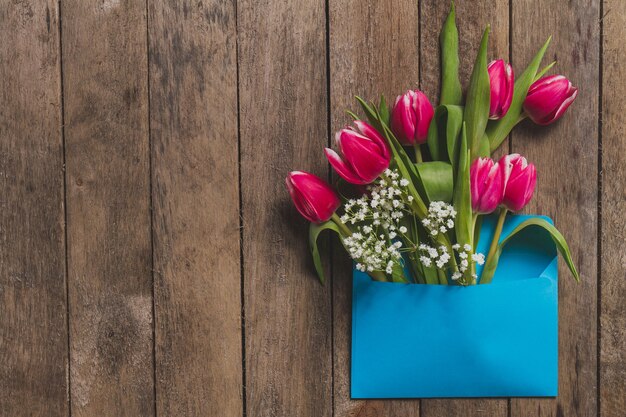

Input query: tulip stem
[331,213,352,237]
[414,145,423,164]
[482,208,507,284]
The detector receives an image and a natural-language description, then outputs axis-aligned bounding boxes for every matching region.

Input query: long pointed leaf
[480,217,580,283]
[499,218,579,281]
[439,3,462,105]
[464,26,491,159]
[426,104,464,165]
[486,37,551,151]
[309,221,342,284]
[453,124,472,248]
[379,95,390,126]
[355,96,380,127]
[534,61,556,82]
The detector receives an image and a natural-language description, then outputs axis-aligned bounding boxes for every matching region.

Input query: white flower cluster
[418,244,452,269]
[418,242,485,281]
[340,169,412,274]
[421,201,456,236]
[345,233,403,274]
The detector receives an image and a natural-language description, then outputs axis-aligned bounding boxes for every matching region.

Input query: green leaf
[391,263,409,283]
[478,133,491,158]
[355,96,380,127]
[444,105,465,166]
[439,2,462,105]
[309,221,342,284]
[501,218,579,281]
[534,60,556,82]
[416,161,454,203]
[426,119,441,160]
[379,95,390,126]
[486,36,551,152]
[464,26,491,160]
[453,124,472,248]
[346,110,360,120]
[426,105,464,165]
[473,214,483,251]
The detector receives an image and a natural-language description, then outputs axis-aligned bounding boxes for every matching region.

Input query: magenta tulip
[499,154,537,212]
[523,75,578,125]
[487,59,514,120]
[325,121,391,185]
[286,171,340,223]
[470,158,505,214]
[390,90,435,145]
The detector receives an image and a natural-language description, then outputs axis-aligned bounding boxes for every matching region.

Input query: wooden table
[1,1,623,416]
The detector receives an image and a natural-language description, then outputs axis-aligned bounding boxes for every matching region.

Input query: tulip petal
[288,171,340,222]
[324,148,367,185]
[354,120,391,159]
[286,175,318,222]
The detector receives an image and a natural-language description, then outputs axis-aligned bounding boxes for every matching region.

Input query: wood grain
[329,0,421,415]
[420,1,508,415]
[510,1,599,416]
[0,1,68,416]
[61,1,154,416]
[238,0,332,415]
[148,0,243,415]
[599,0,626,415]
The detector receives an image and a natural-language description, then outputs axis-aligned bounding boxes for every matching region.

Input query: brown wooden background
[1,0,624,416]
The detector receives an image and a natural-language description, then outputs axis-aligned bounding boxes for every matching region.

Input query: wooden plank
[61,1,154,416]
[0,2,68,416]
[599,0,626,415]
[509,1,599,416]
[147,1,243,416]
[420,1,508,415]
[238,0,332,415]
[328,1,421,415]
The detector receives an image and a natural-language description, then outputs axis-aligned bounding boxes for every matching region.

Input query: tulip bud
[499,154,537,212]
[325,120,391,185]
[285,171,340,223]
[523,75,578,125]
[487,59,514,120]
[470,157,505,214]
[390,90,435,145]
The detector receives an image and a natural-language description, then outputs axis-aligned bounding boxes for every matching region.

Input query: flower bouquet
[286,4,579,398]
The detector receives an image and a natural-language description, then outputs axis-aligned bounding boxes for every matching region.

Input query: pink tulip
[487,60,514,119]
[325,121,391,185]
[499,154,537,212]
[523,75,578,125]
[286,171,340,223]
[470,158,505,214]
[390,90,435,145]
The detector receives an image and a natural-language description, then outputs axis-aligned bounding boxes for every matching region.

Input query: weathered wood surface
[62,0,154,416]
[0,0,622,416]
[148,1,243,416]
[0,2,68,416]
[238,0,332,416]
[600,0,626,415]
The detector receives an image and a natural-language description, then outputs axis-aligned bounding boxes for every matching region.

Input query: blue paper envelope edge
[351,214,558,398]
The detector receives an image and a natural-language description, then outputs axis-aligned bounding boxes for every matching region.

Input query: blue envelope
[351,214,558,398]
